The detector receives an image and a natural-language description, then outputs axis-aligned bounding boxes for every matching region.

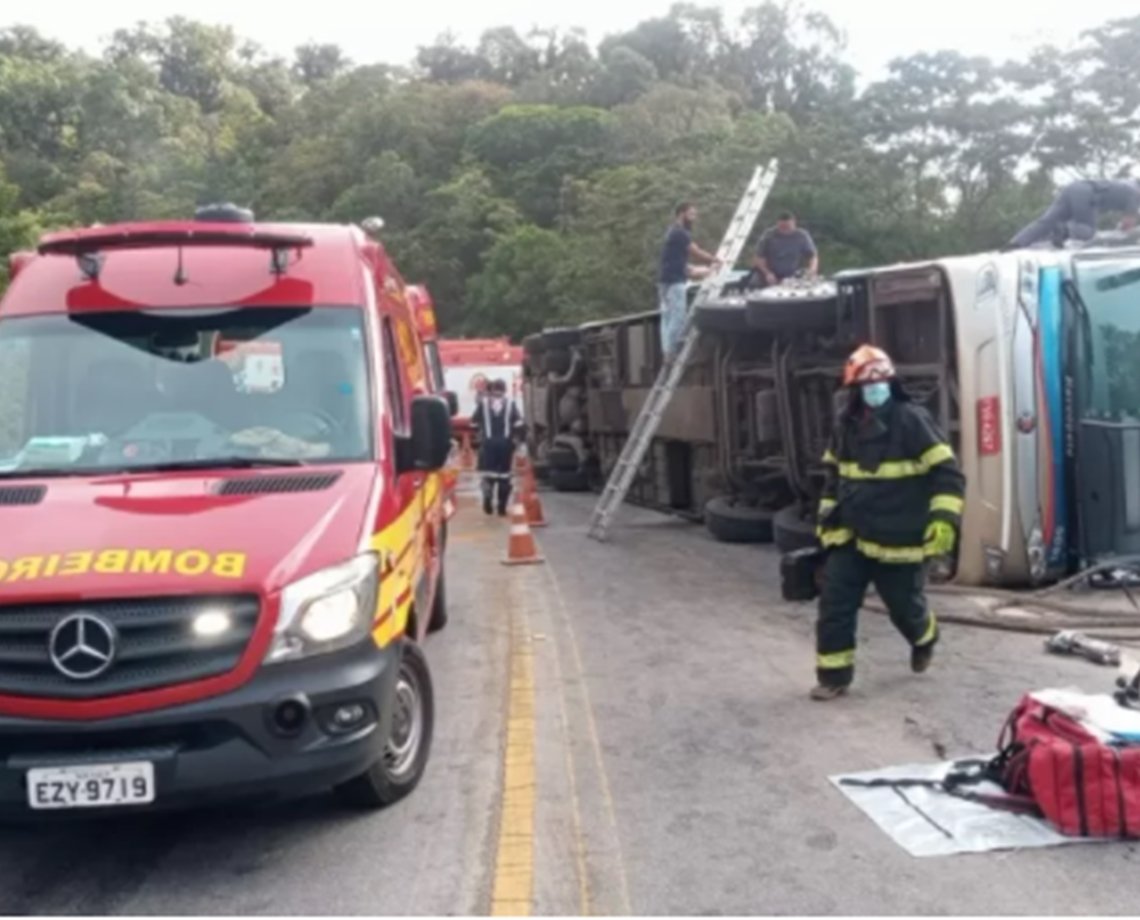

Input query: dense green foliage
[1,7,1138,336]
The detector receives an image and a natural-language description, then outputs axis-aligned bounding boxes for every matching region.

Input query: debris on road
[1044,630,1122,666]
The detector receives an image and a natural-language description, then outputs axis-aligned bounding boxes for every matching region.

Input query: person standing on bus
[811,345,966,701]
[658,202,720,357]
[472,378,522,516]
[1007,178,1140,249]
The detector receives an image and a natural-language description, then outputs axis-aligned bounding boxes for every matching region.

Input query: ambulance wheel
[335,642,434,809]
[427,568,448,634]
[704,496,774,544]
[773,503,819,554]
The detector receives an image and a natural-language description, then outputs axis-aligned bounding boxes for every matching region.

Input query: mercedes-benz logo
[48,614,118,680]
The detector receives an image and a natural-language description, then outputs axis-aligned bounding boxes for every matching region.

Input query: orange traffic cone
[502,501,544,566]
[519,457,547,528]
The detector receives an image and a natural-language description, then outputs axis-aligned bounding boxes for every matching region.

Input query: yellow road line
[546,565,634,916]
[550,617,592,914]
[490,589,536,916]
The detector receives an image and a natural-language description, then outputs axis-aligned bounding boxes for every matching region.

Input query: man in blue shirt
[658,202,719,357]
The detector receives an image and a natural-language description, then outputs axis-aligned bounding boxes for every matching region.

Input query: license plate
[27,761,155,810]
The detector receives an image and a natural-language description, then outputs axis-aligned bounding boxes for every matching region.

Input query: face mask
[862,382,891,409]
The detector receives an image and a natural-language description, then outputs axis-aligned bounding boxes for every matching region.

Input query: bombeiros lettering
[0,550,247,583]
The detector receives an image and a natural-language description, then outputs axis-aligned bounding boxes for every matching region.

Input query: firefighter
[811,345,966,701]
[471,378,522,516]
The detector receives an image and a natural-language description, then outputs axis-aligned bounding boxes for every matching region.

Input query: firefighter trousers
[816,546,937,687]
[479,438,515,514]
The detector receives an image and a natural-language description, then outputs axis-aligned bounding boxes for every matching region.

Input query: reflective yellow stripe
[856,539,925,563]
[817,649,855,669]
[819,498,837,513]
[930,494,964,515]
[917,612,938,646]
[920,443,955,469]
[839,460,922,480]
[818,527,853,547]
[837,443,956,481]
[822,450,838,465]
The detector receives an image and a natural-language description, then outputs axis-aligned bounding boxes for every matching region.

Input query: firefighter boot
[809,684,848,702]
[911,628,938,674]
[482,480,494,516]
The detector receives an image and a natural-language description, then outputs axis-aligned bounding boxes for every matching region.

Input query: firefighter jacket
[817,397,965,564]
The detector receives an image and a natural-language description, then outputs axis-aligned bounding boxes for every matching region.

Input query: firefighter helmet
[843,345,895,386]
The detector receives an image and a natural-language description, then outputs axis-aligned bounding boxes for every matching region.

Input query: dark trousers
[1008,181,1099,249]
[479,438,515,513]
[816,546,937,687]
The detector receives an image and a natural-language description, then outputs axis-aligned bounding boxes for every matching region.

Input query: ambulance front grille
[0,595,260,699]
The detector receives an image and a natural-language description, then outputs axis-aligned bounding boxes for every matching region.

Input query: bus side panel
[1013,260,1047,584]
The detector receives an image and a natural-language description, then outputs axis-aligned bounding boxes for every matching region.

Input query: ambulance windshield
[0,306,373,476]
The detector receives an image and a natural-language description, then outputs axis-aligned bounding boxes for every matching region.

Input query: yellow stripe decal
[818,649,855,669]
[917,612,938,646]
[920,443,955,469]
[837,443,956,481]
[855,539,925,563]
[818,527,854,547]
[930,494,964,515]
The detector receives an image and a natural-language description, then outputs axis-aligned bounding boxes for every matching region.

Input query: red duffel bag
[990,693,1140,838]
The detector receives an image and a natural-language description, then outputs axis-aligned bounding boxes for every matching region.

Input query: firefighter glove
[924,520,956,557]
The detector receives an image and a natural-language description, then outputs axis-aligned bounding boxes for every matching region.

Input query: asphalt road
[2,487,1140,915]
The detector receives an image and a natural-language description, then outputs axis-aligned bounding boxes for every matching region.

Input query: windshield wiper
[0,466,107,480]
[112,456,307,473]
[0,456,306,480]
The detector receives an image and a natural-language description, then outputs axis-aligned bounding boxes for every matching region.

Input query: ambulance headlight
[266,554,379,663]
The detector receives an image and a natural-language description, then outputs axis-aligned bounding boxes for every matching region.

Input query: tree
[466,226,571,337]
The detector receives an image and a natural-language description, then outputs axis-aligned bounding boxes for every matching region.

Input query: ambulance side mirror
[399,395,452,473]
[443,390,459,417]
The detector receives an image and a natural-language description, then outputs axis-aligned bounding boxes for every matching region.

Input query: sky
[6,0,1139,79]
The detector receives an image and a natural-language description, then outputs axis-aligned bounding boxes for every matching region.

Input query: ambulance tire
[427,568,448,633]
[335,642,434,810]
[549,468,590,492]
[704,496,775,544]
[773,503,819,554]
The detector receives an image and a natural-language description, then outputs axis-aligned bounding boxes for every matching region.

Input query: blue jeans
[658,283,687,356]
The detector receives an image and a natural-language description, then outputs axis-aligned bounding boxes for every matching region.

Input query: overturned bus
[521,237,1140,587]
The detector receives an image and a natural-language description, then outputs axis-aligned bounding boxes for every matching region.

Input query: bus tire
[335,642,434,809]
[704,496,775,544]
[549,468,590,492]
[773,503,819,554]
[543,349,573,376]
[542,327,582,350]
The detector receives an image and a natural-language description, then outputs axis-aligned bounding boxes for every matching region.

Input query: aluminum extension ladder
[586,159,779,541]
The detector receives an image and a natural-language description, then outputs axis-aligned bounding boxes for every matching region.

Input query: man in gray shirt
[1007,178,1140,249]
[753,211,819,286]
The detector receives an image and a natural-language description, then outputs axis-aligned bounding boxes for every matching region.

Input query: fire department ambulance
[0,205,452,814]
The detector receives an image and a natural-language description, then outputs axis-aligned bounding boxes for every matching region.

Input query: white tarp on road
[830,759,1104,858]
